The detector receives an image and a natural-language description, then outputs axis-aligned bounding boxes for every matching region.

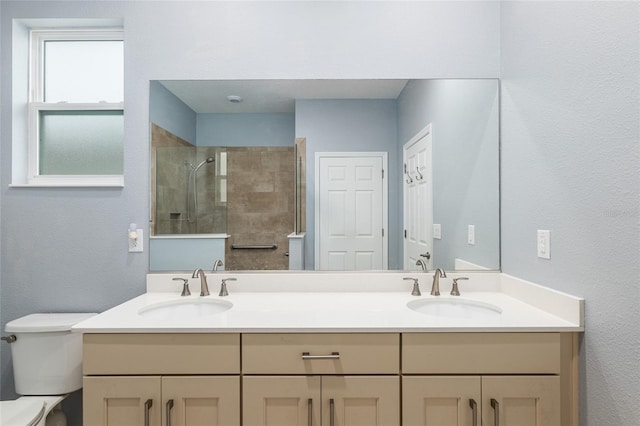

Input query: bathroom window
[26,29,124,186]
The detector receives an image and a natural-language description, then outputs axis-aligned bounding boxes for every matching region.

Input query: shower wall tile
[226,146,294,270]
[151,124,194,235]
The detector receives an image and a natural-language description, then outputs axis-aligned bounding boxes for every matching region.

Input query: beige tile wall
[225,147,295,270]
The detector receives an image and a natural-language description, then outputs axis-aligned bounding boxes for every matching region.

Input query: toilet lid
[0,399,46,426]
[5,313,97,332]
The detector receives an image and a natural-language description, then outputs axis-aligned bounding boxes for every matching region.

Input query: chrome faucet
[192,268,210,296]
[416,259,428,272]
[431,268,447,296]
[212,259,223,272]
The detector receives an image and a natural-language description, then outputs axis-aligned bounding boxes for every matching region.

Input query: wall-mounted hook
[415,166,424,181]
[405,173,414,184]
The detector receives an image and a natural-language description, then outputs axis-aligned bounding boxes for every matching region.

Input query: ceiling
[159,79,409,114]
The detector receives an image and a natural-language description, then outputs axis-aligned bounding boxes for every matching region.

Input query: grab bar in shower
[231,244,278,250]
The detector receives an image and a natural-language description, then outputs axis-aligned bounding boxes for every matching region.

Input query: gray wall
[500,2,639,425]
[295,99,399,269]
[397,79,500,270]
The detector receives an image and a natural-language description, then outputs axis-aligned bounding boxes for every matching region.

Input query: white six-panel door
[403,125,433,270]
[316,153,387,270]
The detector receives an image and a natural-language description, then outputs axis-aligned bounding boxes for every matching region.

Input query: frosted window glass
[39,111,124,175]
[44,41,123,103]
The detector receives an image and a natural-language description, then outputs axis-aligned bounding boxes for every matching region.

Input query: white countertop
[72,272,584,333]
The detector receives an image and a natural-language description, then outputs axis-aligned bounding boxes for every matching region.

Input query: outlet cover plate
[537,230,550,259]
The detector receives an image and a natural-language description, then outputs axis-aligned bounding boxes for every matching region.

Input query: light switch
[467,225,475,245]
[537,230,550,259]
[433,224,442,239]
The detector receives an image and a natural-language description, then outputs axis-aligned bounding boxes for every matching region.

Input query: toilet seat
[0,396,65,426]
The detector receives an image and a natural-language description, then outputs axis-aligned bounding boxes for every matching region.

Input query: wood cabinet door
[84,376,161,426]
[321,376,399,426]
[162,376,240,426]
[243,376,321,426]
[482,376,561,426]
[402,376,481,426]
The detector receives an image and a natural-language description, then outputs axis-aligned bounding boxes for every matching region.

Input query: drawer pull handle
[469,399,478,426]
[166,399,174,426]
[329,398,335,426]
[491,398,500,426]
[301,351,340,360]
[308,398,313,426]
[144,399,153,426]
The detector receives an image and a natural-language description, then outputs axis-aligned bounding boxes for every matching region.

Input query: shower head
[193,156,215,172]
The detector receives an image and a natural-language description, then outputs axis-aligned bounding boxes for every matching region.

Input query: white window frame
[27,28,124,187]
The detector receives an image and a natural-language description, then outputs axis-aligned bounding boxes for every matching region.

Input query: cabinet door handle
[144,399,153,426]
[301,352,340,360]
[307,398,313,426]
[166,399,174,426]
[469,399,478,426]
[490,398,500,426]
[329,398,335,426]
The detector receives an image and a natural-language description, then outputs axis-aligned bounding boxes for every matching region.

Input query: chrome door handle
[420,252,431,260]
[166,399,174,426]
[144,399,153,426]
[490,398,500,426]
[307,398,313,426]
[301,352,340,360]
[469,399,478,426]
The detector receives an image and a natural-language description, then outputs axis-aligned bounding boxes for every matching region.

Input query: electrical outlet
[467,225,475,245]
[433,224,442,239]
[128,228,144,253]
[537,230,550,259]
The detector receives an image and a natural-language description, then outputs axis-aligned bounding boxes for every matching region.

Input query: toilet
[1,313,96,426]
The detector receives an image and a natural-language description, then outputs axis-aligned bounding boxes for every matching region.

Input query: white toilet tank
[5,313,96,395]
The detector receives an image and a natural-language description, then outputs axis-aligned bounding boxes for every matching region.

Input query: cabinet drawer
[83,333,240,375]
[243,333,399,374]
[403,333,561,374]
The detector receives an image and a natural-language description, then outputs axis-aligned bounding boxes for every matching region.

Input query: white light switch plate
[467,225,475,245]
[433,224,441,239]
[537,230,550,259]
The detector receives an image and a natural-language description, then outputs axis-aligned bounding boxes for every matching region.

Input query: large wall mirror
[149,79,499,272]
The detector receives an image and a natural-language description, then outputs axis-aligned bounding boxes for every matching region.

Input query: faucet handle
[403,277,421,296]
[450,277,468,296]
[173,278,191,296]
[219,278,237,297]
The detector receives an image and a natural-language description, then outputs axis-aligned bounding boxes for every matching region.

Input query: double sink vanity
[73,271,583,426]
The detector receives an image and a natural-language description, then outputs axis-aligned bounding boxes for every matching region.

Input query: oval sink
[407,298,502,319]
[138,298,232,320]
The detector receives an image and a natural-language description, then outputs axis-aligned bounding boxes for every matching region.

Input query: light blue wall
[197,113,295,147]
[295,99,399,269]
[397,79,500,270]
[500,2,639,425]
[149,237,225,271]
[149,80,197,144]
[3,2,638,426]
[1,1,500,424]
